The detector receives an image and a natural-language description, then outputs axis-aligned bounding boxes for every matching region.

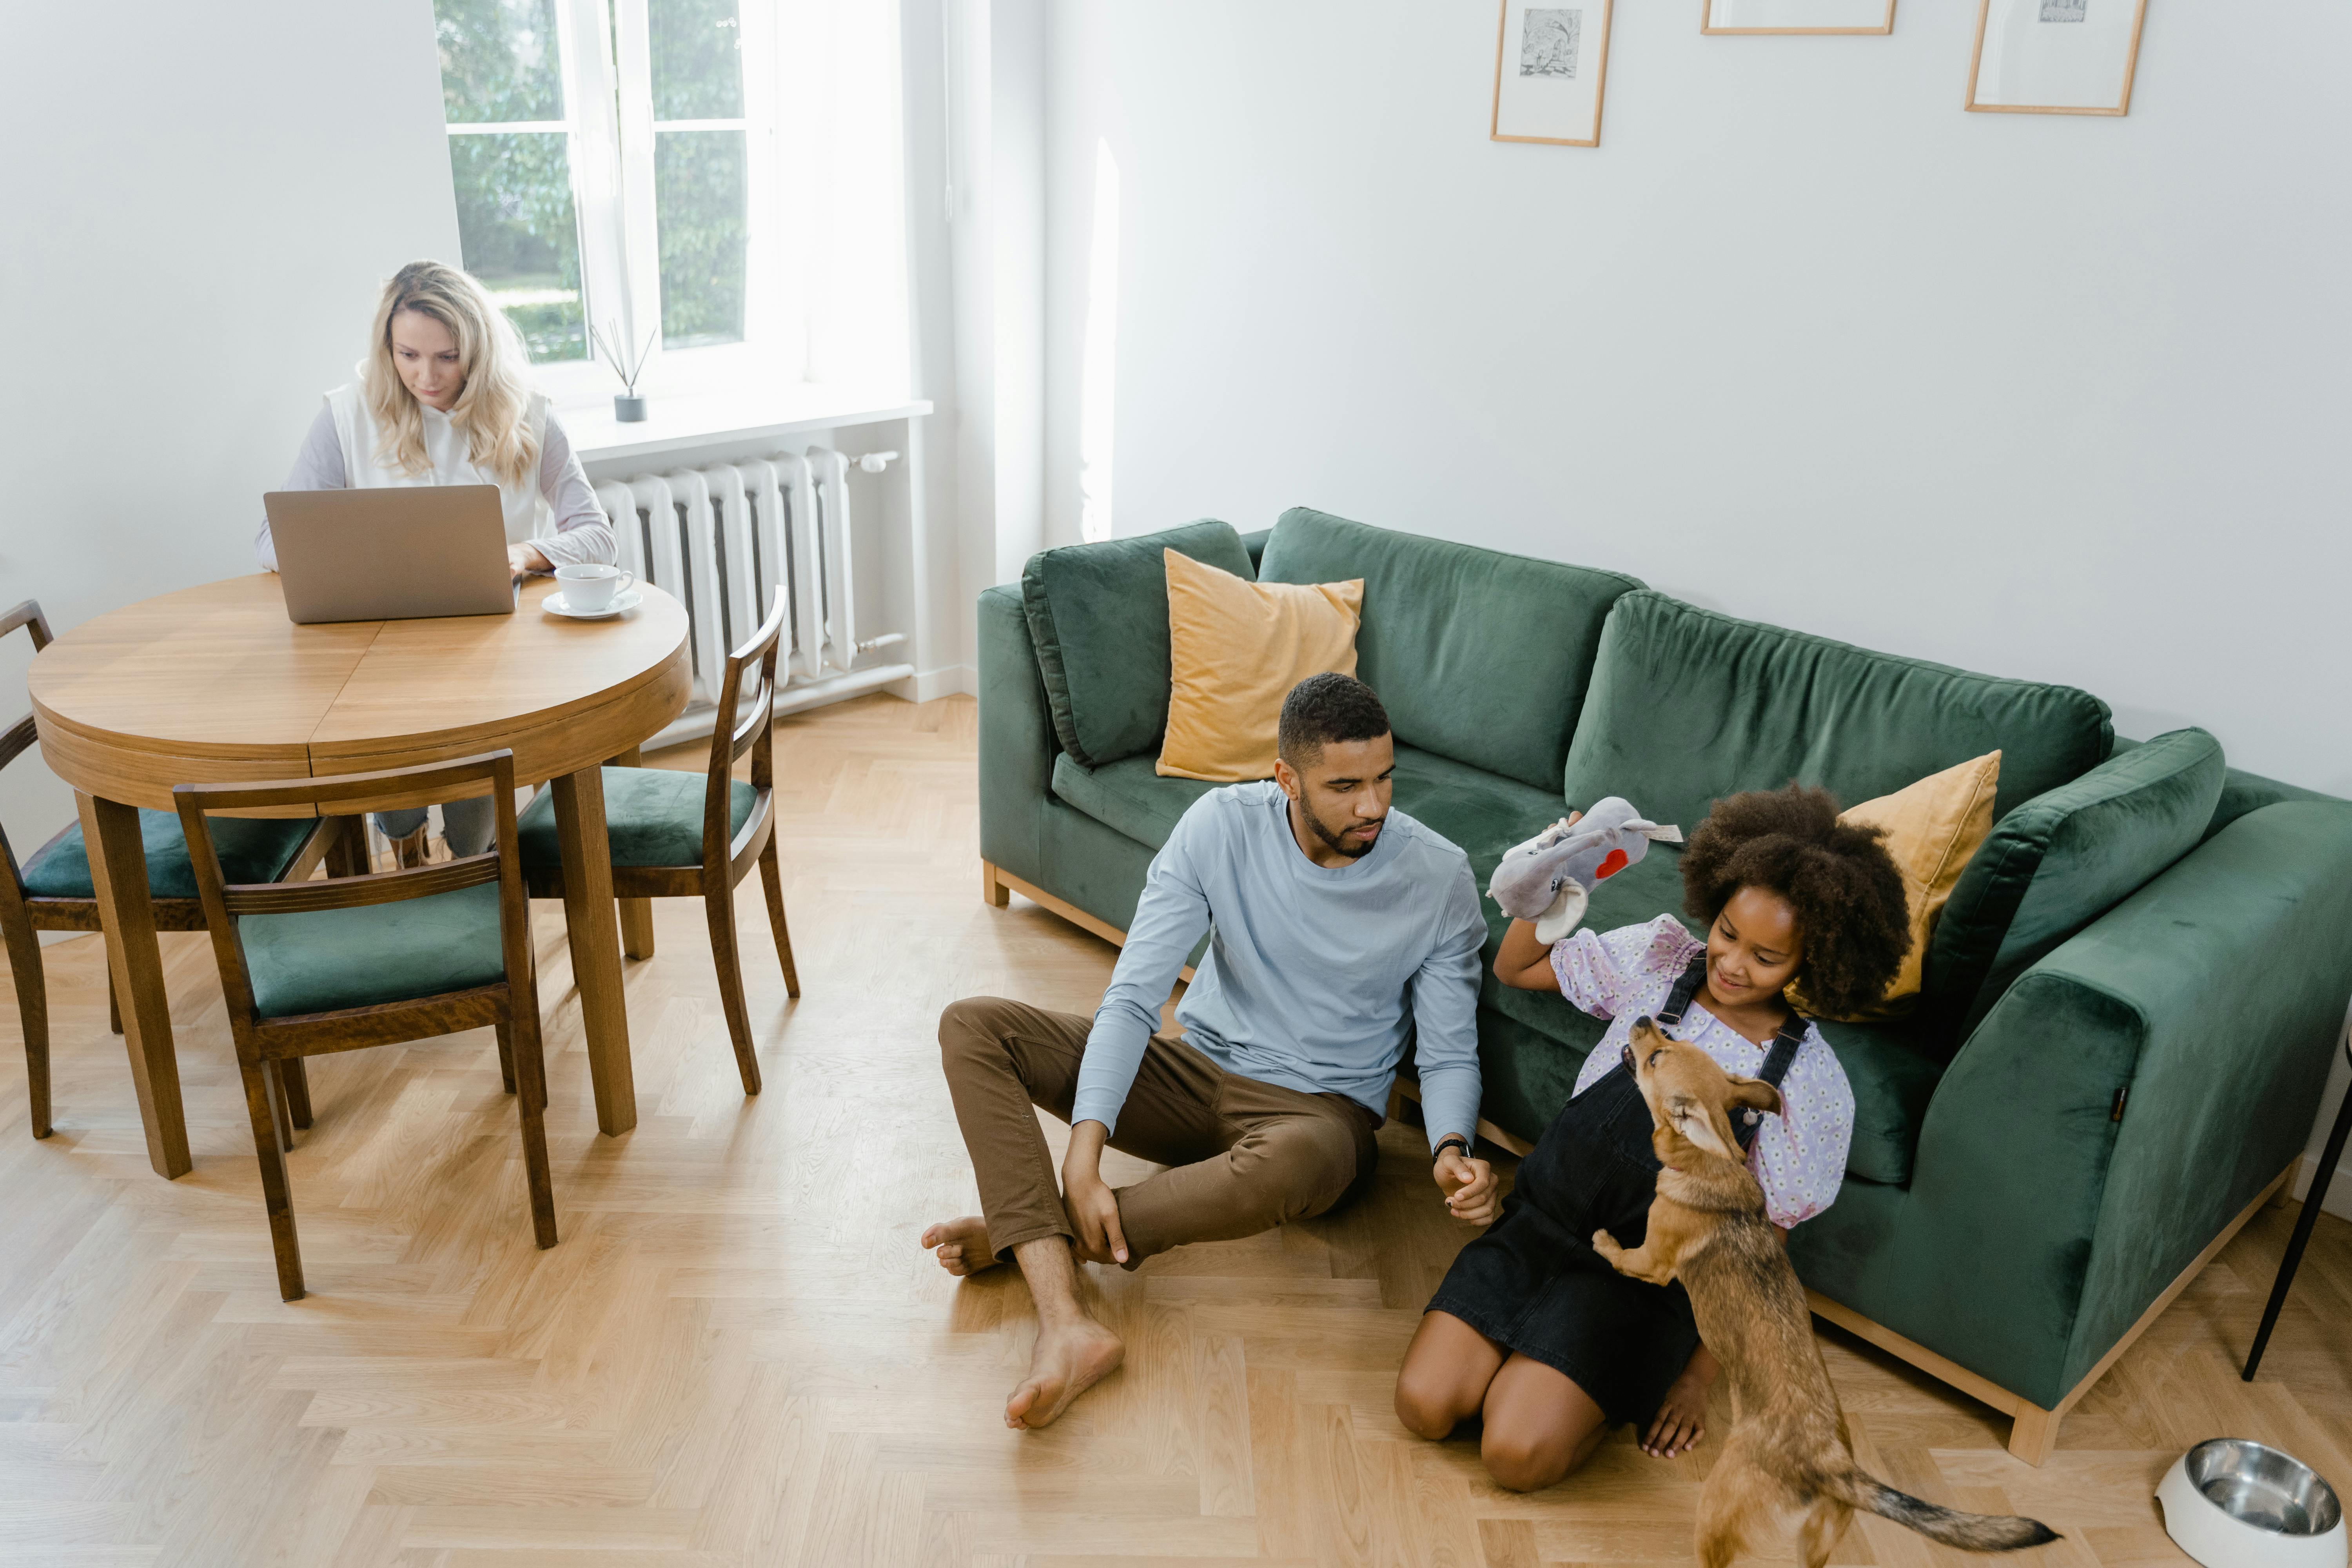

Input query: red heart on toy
[1595,848,1629,880]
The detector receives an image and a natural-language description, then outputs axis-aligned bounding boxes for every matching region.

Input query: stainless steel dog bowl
[2157,1439,2345,1568]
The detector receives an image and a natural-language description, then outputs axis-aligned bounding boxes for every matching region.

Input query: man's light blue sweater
[1073,780,1486,1150]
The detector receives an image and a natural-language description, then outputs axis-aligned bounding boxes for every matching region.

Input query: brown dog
[1593,1018,2059,1567]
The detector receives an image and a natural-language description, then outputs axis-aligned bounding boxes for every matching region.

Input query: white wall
[1014,2,2352,1205]
[1032,0,2352,796]
[0,0,458,853]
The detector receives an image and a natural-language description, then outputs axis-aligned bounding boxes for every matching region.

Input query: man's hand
[1062,1121,1129,1265]
[1435,1145,1499,1225]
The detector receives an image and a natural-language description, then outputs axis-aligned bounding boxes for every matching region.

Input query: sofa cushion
[1923,726,2227,1039]
[1562,592,2113,842]
[1051,752,1216,849]
[1256,508,1642,793]
[1789,750,2001,1022]
[518,767,757,870]
[240,880,507,1018]
[22,810,318,902]
[1158,550,1362,782]
[1814,1019,1945,1187]
[1021,520,1256,769]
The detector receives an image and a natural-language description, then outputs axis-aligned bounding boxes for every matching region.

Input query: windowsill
[561,383,933,465]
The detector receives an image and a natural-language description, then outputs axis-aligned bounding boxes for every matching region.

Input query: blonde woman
[258,260,617,860]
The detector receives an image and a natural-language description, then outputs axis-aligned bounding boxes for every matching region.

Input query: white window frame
[443,0,788,405]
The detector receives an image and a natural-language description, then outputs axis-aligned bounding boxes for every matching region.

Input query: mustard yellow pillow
[1156,549,1363,782]
[1791,750,2002,1021]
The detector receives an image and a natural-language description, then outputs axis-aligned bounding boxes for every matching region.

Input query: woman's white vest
[325,380,550,544]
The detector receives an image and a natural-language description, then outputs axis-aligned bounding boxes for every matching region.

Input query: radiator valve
[853,451,900,474]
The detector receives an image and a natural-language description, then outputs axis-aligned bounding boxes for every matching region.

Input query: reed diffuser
[592,319,657,422]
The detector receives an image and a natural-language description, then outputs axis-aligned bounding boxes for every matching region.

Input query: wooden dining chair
[518,588,799,1094]
[0,598,339,1139]
[174,750,557,1301]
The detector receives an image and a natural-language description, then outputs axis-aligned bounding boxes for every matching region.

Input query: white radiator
[592,446,912,751]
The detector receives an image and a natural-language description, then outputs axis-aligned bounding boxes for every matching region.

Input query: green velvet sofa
[977,507,2352,1463]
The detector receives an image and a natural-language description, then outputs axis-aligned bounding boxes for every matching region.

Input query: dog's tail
[1825,1468,2059,1553]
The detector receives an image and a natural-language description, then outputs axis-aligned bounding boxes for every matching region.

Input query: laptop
[265,485,517,624]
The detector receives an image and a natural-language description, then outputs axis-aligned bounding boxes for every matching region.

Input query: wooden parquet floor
[2,692,2348,1565]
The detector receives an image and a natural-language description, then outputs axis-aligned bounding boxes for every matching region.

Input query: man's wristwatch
[1432,1134,1471,1165]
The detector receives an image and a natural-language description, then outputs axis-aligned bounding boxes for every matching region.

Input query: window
[432,0,822,391]
[436,0,589,362]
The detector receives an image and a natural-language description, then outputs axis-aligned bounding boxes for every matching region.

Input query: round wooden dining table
[27,573,691,1177]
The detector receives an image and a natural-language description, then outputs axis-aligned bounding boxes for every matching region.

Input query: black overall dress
[1424,954,1805,1428]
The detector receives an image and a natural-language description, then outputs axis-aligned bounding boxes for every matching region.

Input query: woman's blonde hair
[363,260,539,488]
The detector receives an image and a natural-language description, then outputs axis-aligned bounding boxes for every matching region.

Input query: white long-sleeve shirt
[1074,780,1487,1151]
[255,404,615,572]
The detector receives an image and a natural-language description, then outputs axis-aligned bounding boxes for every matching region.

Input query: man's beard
[1300,798,1381,859]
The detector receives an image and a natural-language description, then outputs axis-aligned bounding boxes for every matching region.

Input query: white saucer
[544,589,642,620]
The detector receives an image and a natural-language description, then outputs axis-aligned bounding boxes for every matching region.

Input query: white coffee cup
[555,562,635,612]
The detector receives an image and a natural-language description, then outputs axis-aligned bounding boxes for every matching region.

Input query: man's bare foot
[921,1216,1002,1276]
[1642,1359,1714,1458]
[1004,1315,1125,1431]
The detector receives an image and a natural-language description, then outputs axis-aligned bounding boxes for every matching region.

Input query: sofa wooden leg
[981,860,1009,909]
[2007,1402,2059,1465]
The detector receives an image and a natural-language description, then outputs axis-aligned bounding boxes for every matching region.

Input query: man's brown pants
[939,996,1383,1267]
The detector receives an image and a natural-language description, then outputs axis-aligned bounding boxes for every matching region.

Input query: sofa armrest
[978,584,1059,886]
[1793,801,2352,1408]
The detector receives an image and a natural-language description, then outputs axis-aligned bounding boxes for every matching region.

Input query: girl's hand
[508,542,552,579]
[1644,1345,1717,1458]
[1435,1147,1499,1225]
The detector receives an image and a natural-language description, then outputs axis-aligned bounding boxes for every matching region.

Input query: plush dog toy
[1489,796,1683,942]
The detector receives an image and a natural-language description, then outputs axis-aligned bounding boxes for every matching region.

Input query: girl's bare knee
[1482,1416,1601,1492]
[1481,1431,1568,1493]
[1393,1373,1463,1441]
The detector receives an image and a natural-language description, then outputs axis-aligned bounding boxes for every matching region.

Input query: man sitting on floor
[924,672,1501,1430]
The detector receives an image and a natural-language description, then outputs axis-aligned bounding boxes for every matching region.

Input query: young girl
[1393,784,1911,1492]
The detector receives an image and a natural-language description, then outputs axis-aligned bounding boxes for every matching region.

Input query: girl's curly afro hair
[1679,784,1911,1019]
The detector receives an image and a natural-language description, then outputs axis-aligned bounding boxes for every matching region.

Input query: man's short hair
[1277,673,1391,769]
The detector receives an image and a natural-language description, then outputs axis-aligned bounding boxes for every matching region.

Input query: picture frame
[1965,0,2149,116]
[1701,0,1894,36]
[1492,0,1614,148]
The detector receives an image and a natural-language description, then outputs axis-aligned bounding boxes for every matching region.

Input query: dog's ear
[1668,1096,1739,1161]
[1726,1075,1783,1120]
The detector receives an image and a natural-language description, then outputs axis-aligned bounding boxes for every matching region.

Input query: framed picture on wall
[1701,0,1894,35]
[1492,0,1614,147]
[1966,0,2149,115]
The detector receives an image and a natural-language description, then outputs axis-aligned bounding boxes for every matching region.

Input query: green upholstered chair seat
[517,767,758,871]
[20,810,317,902]
[240,881,506,1019]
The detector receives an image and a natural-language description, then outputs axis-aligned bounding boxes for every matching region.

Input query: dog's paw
[1592,1229,1619,1256]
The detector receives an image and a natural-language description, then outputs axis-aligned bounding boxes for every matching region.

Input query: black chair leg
[2245,1037,2352,1380]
